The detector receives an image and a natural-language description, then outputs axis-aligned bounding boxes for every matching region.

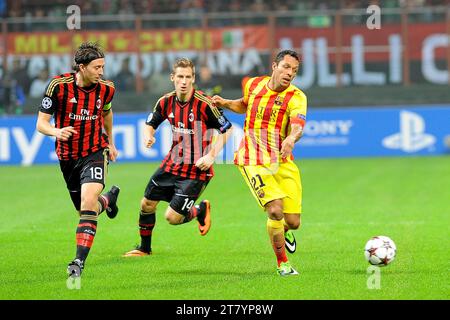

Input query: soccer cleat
[67,259,84,277]
[284,230,297,254]
[123,246,152,257]
[197,200,211,236]
[105,185,120,219]
[277,261,299,276]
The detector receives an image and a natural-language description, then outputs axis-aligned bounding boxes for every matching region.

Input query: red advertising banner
[2,23,447,60]
[1,23,447,86]
[4,26,269,55]
[276,22,448,62]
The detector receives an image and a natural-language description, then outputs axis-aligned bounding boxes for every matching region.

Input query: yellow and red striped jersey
[234,76,307,166]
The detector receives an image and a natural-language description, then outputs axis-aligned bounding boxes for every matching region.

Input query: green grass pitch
[0,156,448,300]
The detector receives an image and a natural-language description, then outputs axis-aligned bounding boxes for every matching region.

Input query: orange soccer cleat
[197,200,211,236]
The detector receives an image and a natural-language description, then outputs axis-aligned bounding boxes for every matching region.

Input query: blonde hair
[172,58,195,75]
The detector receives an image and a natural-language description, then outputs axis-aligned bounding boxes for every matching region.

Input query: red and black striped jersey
[39,73,115,160]
[147,89,232,181]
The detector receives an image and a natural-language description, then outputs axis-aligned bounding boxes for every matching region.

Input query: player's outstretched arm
[212,95,247,114]
[36,111,77,141]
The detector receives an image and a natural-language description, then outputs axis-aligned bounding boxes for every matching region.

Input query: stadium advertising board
[0,106,448,165]
[4,27,268,54]
[1,22,448,87]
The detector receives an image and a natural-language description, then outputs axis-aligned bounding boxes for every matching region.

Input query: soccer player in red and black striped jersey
[36,42,121,278]
[123,58,232,257]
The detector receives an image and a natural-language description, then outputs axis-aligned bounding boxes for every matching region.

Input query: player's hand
[211,95,225,107]
[55,126,77,141]
[280,136,295,160]
[145,135,156,148]
[108,144,118,162]
[195,154,215,171]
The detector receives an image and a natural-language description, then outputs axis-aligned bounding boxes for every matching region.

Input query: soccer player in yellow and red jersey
[212,50,306,276]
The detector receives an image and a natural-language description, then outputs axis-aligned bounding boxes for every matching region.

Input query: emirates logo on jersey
[69,108,98,121]
[96,98,102,109]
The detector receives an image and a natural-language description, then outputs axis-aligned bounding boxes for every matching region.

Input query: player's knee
[80,197,100,213]
[165,210,183,225]
[265,200,284,220]
[288,220,301,230]
[286,215,301,230]
[165,213,177,225]
[141,198,157,213]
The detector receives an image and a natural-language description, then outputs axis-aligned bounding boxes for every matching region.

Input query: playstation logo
[382,110,435,152]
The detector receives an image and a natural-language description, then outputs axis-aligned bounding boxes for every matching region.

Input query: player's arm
[36,111,77,141]
[196,128,233,171]
[36,81,77,141]
[102,107,118,161]
[144,97,167,148]
[280,123,303,160]
[280,92,307,160]
[143,125,156,148]
[212,76,254,113]
[209,126,233,158]
[195,104,233,171]
[211,95,247,114]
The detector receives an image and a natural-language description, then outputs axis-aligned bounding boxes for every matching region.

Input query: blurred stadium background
[0,0,449,300]
[1,0,450,115]
[1,0,449,165]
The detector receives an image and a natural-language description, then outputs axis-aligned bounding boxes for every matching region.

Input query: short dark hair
[73,42,105,71]
[274,50,300,65]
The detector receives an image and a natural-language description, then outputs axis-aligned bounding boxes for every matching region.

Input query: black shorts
[144,167,209,216]
[59,148,109,210]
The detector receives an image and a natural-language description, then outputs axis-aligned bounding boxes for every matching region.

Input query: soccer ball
[364,236,396,266]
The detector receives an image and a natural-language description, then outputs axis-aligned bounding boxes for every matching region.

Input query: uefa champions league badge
[41,97,52,109]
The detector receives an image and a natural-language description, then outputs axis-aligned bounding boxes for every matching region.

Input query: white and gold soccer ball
[364,236,396,266]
